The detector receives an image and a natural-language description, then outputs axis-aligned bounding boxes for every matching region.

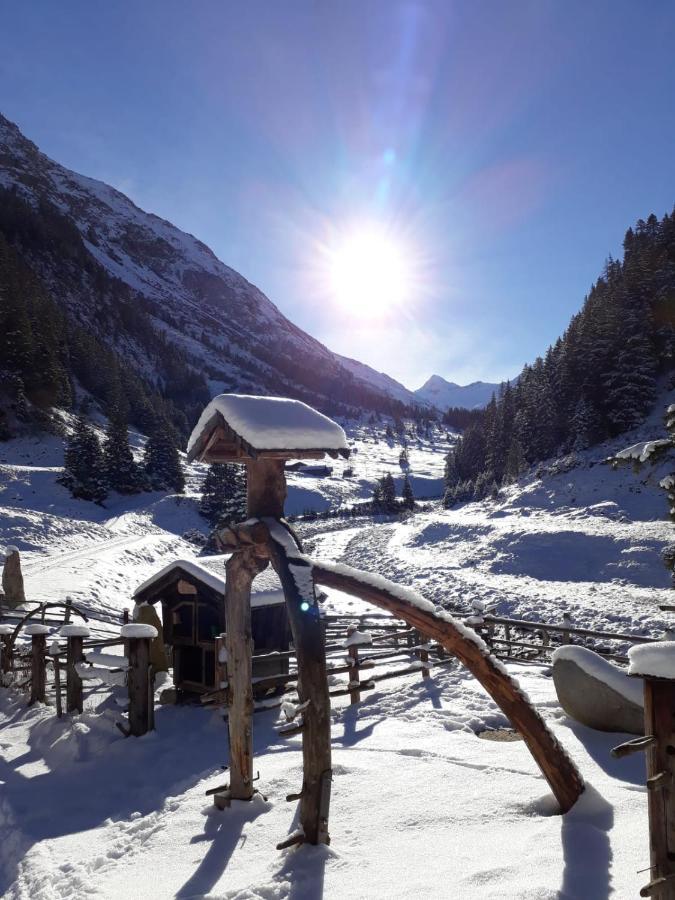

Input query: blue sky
[1,1,674,389]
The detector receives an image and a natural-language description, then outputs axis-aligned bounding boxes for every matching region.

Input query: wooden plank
[311,561,585,814]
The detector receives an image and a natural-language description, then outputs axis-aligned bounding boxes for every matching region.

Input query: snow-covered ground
[0,400,672,898]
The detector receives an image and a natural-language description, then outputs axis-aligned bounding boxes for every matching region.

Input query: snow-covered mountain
[0,113,422,420]
[415,374,499,410]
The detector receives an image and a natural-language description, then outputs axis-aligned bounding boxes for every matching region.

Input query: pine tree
[58,417,108,503]
[103,409,144,494]
[143,421,185,492]
[200,463,247,527]
[402,474,415,510]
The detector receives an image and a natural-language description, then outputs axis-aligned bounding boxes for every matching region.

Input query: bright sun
[328,227,411,317]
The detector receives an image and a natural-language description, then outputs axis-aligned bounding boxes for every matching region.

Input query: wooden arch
[215,519,584,849]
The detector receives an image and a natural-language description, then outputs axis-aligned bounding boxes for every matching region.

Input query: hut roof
[186,394,349,463]
[133,556,285,608]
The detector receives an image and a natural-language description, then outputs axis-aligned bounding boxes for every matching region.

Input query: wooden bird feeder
[187,395,349,839]
[186,393,350,519]
[186,394,584,851]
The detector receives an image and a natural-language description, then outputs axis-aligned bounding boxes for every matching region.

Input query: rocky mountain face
[415,375,499,410]
[0,113,422,434]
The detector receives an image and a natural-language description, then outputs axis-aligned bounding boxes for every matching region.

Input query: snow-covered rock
[552,645,644,734]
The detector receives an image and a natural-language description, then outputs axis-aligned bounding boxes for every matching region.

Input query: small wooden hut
[133,557,290,695]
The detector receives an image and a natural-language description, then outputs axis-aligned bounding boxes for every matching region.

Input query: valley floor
[0,403,673,897]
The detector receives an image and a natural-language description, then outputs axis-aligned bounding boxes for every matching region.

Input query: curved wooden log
[310,561,584,814]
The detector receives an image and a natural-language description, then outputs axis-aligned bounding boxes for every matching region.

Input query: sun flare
[328,227,411,317]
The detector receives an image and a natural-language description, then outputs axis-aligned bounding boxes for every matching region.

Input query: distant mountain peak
[415,375,498,410]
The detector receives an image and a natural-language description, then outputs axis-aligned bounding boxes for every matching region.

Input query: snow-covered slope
[0,112,421,415]
[415,374,500,409]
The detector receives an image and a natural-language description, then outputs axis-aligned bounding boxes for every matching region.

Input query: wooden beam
[310,561,585,814]
[246,459,286,518]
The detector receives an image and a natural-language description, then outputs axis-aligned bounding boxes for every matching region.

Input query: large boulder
[552,645,644,735]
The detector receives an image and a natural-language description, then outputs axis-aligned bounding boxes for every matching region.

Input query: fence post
[25,623,49,705]
[417,633,431,679]
[49,638,63,718]
[0,624,13,681]
[613,646,675,897]
[122,623,156,737]
[214,633,227,692]
[561,612,573,645]
[61,624,90,714]
[345,625,361,704]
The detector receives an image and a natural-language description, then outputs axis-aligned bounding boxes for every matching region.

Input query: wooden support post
[26,624,48,705]
[641,677,675,899]
[122,624,156,737]
[267,523,332,845]
[61,624,90,714]
[346,625,361,705]
[223,550,258,802]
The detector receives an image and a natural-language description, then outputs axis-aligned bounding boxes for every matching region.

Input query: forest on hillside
[444,210,675,504]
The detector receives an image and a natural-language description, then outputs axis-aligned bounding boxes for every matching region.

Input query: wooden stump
[127,636,152,736]
[66,636,85,714]
[267,523,332,845]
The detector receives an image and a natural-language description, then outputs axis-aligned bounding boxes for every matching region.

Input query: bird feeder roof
[186,394,350,463]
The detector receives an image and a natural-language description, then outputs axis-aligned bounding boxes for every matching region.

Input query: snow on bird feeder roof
[133,556,285,609]
[186,394,349,463]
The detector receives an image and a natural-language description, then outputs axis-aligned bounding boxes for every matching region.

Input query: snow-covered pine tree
[381,473,397,511]
[58,417,108,503]
[402,474,415,509]
[199,463,246,527]
[143,420,185,492]
[103,407,145,494]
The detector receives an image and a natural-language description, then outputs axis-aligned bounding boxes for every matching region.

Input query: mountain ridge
[0,112,426,433]
[415,374,499,410]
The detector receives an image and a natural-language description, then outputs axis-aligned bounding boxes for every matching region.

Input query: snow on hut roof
[186,394,349,462]
[133,556,285,608]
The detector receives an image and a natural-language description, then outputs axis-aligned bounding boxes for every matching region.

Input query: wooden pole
[641,677,675,899]
[346,625,361,705]
[61,625,90,714]
[126,633,152,736]
[267,524,332,845]
[311,560,585,814]
[26,625,48,705]
[0,625,13,679]
[222,549,258,803]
